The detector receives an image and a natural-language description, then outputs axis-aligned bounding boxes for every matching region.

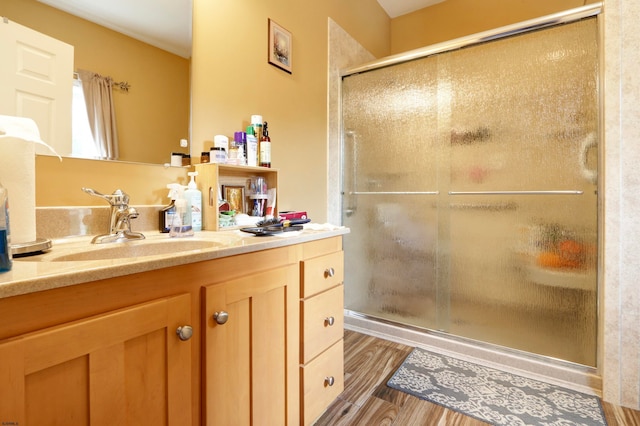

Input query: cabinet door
[0,293,192,426]
[204,265,299,426]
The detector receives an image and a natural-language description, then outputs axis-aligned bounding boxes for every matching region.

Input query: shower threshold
[344,309,602,397]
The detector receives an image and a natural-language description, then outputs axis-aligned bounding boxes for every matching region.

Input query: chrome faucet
[82,188,145,244]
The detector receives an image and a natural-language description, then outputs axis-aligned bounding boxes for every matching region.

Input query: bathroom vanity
[0,229,346,425]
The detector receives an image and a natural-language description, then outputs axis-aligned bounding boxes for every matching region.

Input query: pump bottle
[260,121,271,168]
[160,184,180,233]
[0,181,11,272]
[184,171,202,231]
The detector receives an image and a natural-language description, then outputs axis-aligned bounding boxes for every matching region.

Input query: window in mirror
[71,79,99,158]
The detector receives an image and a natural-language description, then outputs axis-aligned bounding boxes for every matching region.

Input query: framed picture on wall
[268,19,292,74]
[223,185,245,214]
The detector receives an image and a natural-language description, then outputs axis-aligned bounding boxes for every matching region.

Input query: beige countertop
[0,226,349,299]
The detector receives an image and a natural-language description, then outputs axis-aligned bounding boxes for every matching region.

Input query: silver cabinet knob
[324,316,335,327]
[176,325,193,341]
[325,376,335,387]
[324,267,335,278]
[213,311,229,325]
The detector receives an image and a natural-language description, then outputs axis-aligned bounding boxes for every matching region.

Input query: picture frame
[268,19,292,74]
[223,185,245,214]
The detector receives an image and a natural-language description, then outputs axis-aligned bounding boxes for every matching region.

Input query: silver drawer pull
[213,311,229,325]
[324,376,335,387]
[324,316,335,327]
[176,325,193,341]
[324,267,335,278]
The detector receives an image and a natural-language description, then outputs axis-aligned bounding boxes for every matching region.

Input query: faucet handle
[82,188,130,207]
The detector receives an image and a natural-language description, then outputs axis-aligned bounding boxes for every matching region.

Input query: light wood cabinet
[203,263,300,426]
[0,235,344,425]
[195,163,278,231]
[0,293,192,426]
[299,239,345,426]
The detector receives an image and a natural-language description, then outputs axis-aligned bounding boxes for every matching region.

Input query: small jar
[200,151,210,163]
[171,152,183,167]
[181,154,191,167]
[211,147,227,164]
[227,146,239,164]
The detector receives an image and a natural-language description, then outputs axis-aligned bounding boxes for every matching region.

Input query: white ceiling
[377,0,446,18]
[36,0,439,59]
[37,0,192,58]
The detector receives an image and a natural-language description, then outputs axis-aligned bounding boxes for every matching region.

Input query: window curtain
[77,69,119,160]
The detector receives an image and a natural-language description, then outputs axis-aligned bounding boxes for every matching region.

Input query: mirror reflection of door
[0,18,73,155]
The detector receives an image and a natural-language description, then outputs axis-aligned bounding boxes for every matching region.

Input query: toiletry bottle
[237,132,246,166]
[160,184,179,233]
[0,181,12,272]
[251,115,263,164]
[169,185,194,237]
[251,115,263,142]
[246,126,259,167]
[184,171,202,231]
[233,131,245,165]
[260,121,271,168]
[214,135,229,156]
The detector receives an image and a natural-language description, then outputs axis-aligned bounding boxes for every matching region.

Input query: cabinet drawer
[301,285,343,363]
[301,251,344,298]
[301,339,344,426]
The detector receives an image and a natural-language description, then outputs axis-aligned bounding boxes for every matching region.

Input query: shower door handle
[351,191,440,195]
[448,190,583,195]
[580,132,597,184]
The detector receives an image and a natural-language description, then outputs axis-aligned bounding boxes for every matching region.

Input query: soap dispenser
[169,185,194,237]
[0,181,11,272]
[184,171,202,231]
[160,184,180,233]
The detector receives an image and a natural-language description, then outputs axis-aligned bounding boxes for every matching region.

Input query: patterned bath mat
[387,347,607,426]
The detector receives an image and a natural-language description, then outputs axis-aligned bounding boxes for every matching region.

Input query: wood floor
[314,330,640,426]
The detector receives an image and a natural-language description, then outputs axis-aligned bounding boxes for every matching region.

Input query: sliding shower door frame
[339,2,605,388]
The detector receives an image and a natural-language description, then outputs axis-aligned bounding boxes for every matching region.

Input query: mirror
[1,0,191,165]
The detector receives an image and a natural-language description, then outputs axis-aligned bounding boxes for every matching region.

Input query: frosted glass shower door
[444,19,599,365]
[341,17,599,366]
[342,56,442,329]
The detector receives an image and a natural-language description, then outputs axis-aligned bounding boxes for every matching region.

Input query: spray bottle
[169,184,194,237]
[184,171,202,231]
[0,181,11,272]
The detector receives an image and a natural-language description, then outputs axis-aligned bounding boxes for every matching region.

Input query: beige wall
[390,0,596,54]
[1,0,190,164]
[35,156,188,207]
[190,0,390,222]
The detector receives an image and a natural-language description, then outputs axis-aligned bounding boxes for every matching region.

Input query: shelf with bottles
[194,163,278,231]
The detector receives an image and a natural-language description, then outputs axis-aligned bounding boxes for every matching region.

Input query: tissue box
[278,211,307,220]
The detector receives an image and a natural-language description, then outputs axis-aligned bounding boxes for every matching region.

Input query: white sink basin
[23,237,236,262]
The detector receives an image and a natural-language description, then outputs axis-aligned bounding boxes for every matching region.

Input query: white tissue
[233,214,263,227]
[0,115,61,244]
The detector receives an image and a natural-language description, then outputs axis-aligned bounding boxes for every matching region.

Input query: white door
[0,17,73,156]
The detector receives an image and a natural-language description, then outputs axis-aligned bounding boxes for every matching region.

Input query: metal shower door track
[341,3,602,78]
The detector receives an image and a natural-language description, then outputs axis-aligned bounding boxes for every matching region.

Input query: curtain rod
[73,71,130,92]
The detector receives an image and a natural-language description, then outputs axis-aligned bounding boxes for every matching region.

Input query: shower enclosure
[341,11,600,367]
